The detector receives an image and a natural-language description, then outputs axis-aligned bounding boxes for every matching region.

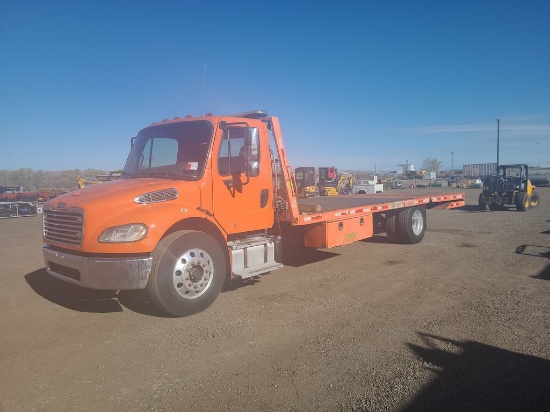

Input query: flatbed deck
[292,189,465,220]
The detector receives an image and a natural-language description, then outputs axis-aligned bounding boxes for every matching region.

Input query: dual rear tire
[386,206,426,244]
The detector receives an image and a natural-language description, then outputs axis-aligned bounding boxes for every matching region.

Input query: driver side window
[218,127,259,176]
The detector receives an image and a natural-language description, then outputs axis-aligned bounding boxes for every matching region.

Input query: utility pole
[451,151,454,172]
[496,119,500,167]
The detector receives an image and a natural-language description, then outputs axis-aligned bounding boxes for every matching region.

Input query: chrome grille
[135,188,178,204]
[43,207,84,246]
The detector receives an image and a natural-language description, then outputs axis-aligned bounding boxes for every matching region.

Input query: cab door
[211,122,273,235]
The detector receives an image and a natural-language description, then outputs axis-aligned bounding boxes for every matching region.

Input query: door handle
[260,189,269,208]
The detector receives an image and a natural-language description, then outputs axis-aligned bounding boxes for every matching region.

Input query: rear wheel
[386,206,426,244]
[529,191,539,208]
[398,206,426,244]
[515,192,529,211]
[146,230,226,316]
[385,212,400,242]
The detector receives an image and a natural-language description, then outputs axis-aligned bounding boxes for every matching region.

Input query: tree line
[0,168,112,192]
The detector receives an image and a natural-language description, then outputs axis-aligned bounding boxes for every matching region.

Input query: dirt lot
[2,188,550,411]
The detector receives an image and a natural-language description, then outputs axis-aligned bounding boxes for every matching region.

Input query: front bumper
[43,245,152,290]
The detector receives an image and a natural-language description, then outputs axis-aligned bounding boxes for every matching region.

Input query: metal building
[463,163,497,177]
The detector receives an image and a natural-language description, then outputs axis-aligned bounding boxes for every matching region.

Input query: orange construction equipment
[294,167,318,198]
[42,111,465,316]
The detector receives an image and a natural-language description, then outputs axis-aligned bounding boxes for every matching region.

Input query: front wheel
[529,191,539,208]
[146,230,227,316]
[515,192,529,211]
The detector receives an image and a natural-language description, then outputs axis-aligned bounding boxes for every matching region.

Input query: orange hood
[44,178,203,253]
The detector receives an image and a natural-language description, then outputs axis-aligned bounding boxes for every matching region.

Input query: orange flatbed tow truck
[42,111,465,316]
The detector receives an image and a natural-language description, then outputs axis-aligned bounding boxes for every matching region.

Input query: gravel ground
[1,187,549,411]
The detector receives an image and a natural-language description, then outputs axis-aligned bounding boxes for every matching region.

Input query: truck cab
[43,111,283,316]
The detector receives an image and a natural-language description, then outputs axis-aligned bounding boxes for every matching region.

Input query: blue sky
[1,0,549,173]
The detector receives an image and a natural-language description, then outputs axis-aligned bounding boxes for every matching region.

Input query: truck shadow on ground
[24,268,169,317]
[398,333,550,411]
[362,234,404,244]
[515,244,550,280]
[281,248,340,267]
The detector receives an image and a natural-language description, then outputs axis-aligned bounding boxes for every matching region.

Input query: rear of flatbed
[268,115,465,248]
[278,189,465,248]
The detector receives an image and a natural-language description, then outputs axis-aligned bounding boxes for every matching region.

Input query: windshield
[498,166,523,179]
[124,120,213,180]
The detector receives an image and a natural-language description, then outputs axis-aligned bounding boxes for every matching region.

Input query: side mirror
[247,161,260,177]
[244,128,260,177]
[244,128,259,161]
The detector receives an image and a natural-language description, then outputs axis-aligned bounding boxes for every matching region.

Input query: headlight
[98,224,148,243]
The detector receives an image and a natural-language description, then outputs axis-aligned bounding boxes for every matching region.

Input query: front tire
[529,191,539,208]
[146,230,226,316]
[515,192,529,211]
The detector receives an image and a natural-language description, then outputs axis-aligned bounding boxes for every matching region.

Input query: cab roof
[149,110,269,127]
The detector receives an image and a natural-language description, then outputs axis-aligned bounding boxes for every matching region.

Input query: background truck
[42,111,465,316]
[352,178,384,194]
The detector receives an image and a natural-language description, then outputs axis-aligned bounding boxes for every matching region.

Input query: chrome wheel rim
[411,209,424,236]
[172,248,214,299]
